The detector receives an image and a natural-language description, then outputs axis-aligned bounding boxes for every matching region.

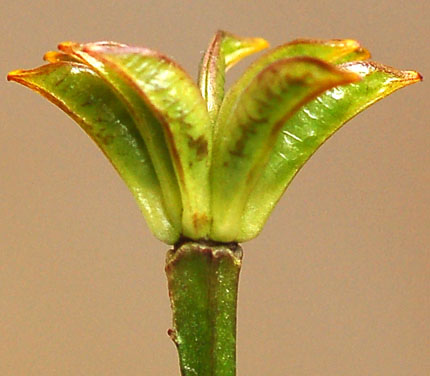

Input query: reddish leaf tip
[408,70,423,82]
[43,51,75,63]
[341,61,423,84]
[7,69,26,81]
[43,51,58,62]
[58,41,79,51]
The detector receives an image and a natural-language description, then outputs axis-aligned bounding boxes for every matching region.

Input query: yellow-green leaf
[62,42,213,239]
[8,62,181,243]
[214,38,370,147]
[198,30,269,122]
[210,57,360,242]
[58,42,185,234]
[238,61,422,241]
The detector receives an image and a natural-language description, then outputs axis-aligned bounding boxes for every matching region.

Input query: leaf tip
[223,32,270,69]
[252,37,270,51]
[43,51,75,63]
[43,51,58,62]
[7,69,26,82]
[357,47,372,60]
[58,41,80,53]
[405,69,423,83]
[342,39,371,60]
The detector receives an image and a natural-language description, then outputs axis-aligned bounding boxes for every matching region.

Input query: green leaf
[238,61,422,241]
[210,57,360,242]
[61,42,213,239]
[58,42,184,234]
[214,39,370,145]
[8,35,421,247]
[198,30,269,122]
[7,62,181,244]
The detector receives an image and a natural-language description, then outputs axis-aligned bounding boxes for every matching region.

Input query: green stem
[165,240,243,376]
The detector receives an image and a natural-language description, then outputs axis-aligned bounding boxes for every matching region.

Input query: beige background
[1,0,428,375]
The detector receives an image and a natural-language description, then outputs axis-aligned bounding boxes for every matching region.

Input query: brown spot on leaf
[230,139,245,157]
[187,135,208,161]
[229,118,259,158]
[192,212,209,232]
[80,99,93,107]
[102,135,114,145]
[96,132,114,145]
[54,76,66,87]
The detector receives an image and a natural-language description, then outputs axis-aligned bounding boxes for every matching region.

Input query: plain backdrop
[1,1,428,375]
